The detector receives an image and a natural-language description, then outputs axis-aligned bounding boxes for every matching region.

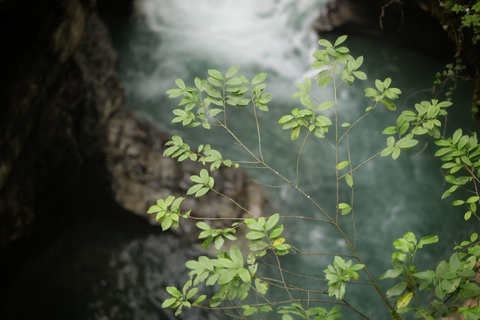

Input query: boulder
[313,0,455,61]
[0,0,266,252]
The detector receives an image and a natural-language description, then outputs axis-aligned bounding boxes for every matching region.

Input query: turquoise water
[112,0,478,318]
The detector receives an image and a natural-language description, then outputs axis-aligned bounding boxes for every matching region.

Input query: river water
[3,1,476,320]
[111,0,477,318]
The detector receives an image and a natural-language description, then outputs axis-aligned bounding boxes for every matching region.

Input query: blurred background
[0,0,478,319]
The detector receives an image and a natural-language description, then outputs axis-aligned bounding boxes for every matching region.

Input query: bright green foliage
[381,232,480,318]
[278,303,342,320]
[324,256,364,300]
[441,0,480,44]
[196,221,238,250]
[187,169,214,197]
[150,35,480,319]
[147,195,190,230]
[245,213,291,256]
[162,280,206,316]
[436,130,480,220]
[164,135,235,171]
[381,99,451,159]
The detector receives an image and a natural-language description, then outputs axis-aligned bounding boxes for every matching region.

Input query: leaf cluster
[245,213,291,257]
[381,232,480,319]
[381,100,452,159]
[147,195,190,230]
[164,135,234,171]
[324,256,364,300]
[278,303,342,320]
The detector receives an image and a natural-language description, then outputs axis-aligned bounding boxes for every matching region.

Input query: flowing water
[111,0,477,318]
[5,1,477,319]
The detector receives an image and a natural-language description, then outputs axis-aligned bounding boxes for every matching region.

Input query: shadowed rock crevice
[0,0,265,251]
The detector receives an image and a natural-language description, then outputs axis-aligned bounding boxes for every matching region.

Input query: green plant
[148,36,480,319]
[440,0,480,44]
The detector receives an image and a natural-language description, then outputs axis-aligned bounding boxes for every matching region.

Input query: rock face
[0,0,265,252]
[313,0,455,61]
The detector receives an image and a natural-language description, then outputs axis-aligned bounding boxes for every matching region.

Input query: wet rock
[0,0,267,251]
[313,0,455,61]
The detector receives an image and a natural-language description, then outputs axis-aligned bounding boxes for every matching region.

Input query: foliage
[440,0,480,44]
[147,36,480,319]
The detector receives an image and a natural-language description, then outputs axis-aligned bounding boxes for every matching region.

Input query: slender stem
[346,134,358,249]
[296,132,310,186]
[338,101,380,144]
[339,152,381,180]
[253,101,265,162]
[333,63,340,224]
[210,188,255,217]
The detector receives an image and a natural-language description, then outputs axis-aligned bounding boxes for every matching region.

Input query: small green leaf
[318,101,335,110]
[252,73,267,85]
[208,69,224,80]
[334,35,348,46]
[225,65,239,78]
[265,213,280,231]
[345,174,354,187]
[162,297,178,308]
[386,281,407,298]
[397,292,413,308]
[381,99,396,111]
[380,268,403,279]
[337,161,350,170]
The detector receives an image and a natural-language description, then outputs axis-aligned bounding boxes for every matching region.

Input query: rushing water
[109,0,480,319]
[6,1,477,320]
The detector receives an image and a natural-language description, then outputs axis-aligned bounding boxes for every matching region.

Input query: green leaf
[375,79,384,92]
[353,71,367,80]
[175,79,186,89]
[187,184,204,196]
[243,306,259,316]
[380,268,404,279]
[237,268,250,283]
[252,73,267,85]
[383,126,397,135]
[338,203,351,215]
[458,135,469,150]
[230,246,244,268]
[291,125,300,140]
[265,213,280,231]
[418,235,439,248]
[337,161,350,170]
[208,69,224,80]
[162,297,178,308]
[453,129,463,145]
[317,101,335,110]
[318,39,332,47]
[269,225,284,239]
[225,65,239,78]
[161,216,173,230]
[412,270,435,282]
[386,281,407,298]
[193,295,206,306]
[397,292,413,308]
[334,35,348,46]
[345,174,354,187]
[246,231,266,240]
[218,268,238,285]
[195,187,210,197]
[381,99,396,111]
[397,138,418,149]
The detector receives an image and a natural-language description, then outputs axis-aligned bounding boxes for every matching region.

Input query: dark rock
[313,0,455,61]
[0,0,266,252]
